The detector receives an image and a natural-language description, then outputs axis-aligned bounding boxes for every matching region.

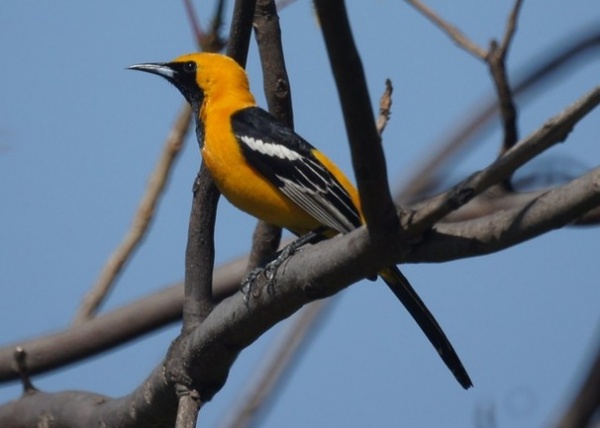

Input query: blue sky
[1,1,599,427]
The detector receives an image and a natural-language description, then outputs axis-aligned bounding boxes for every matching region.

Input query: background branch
[404,0,487,59]
[74,105,192,323]
[408,86,600,235]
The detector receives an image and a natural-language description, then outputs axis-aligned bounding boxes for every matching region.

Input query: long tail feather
[379,266,473,389]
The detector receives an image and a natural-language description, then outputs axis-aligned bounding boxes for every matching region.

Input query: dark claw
[240,228,326,301]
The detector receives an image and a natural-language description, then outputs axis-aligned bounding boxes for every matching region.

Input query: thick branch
[226,0,258,66]
[0,366,178,427]
[314,0,399,242]
[1,166,598,425]
[173,0,259,422]
[408,166,600,263]
[1,87,597,385]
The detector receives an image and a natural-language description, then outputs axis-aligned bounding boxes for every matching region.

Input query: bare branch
[0,365,178,427]
[172,0,260,423]
[226,0,258,67]
[254,0,294,128]
[74,105,193,324]
[315,0,399,243]
[487,0,525,169]
[1,167,597,425]
[182,166,220,331]
[246,222,282,271]
[488,41,519,160]
[404,0,487,60]
[0,255,247,384]
[183,0,204,47]
[499,0,525,57]
[175,388,202,428]
[183,0,228,52]
[397,29,600,202]
[409,165,600,263]
[407,86,600,235]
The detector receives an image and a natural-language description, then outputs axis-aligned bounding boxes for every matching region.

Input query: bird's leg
[241,228,326,300]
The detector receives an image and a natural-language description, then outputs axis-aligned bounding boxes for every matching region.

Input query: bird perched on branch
[129,52,472,389]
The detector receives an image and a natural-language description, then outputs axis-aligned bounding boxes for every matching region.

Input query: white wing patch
[240,136,302,161]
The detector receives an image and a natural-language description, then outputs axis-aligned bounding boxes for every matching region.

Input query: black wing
[231,107,361,234]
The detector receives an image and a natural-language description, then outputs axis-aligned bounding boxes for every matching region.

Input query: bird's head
[129,53,253,112]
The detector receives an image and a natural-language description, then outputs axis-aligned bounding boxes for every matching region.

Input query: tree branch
[407,86,600,235]
[74,105,193,323]
[1,157,597,426]
[408,166,600,263]
[172,0,259,423]
[182,167,219,332]
[1,86,596,388]
[314,0,399,243]
[227,0,258,66]
[398,28,600,202]
[404,0,488,60]
[486,0,524,191]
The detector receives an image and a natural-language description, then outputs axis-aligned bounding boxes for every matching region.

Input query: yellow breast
[201,110,322,235]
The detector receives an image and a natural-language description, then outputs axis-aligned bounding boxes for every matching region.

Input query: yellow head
[129,52,256,113]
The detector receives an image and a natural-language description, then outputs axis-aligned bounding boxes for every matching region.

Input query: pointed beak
[128,62,175,79]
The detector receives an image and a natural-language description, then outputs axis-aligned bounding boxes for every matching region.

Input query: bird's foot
[241,229,325,303]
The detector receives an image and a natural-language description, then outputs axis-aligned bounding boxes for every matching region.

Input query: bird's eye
[183,61,197,73]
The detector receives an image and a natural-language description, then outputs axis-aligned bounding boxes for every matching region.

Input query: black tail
[379,266,473,389]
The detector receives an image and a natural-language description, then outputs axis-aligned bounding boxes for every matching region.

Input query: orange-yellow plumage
[129,52,472,389]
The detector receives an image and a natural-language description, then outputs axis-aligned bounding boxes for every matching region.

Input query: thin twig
[487,0,525,185]
[183,0,204,47]
[74,105,193,324]
[183,0,227,52]
[404,0,487,60]
[13,347,36,395]
[499,0,525,57]
[376,79,393,136]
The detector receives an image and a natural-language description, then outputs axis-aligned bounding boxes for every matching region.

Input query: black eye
[183,61,197,73]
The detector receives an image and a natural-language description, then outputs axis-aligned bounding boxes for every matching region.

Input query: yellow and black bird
[129,53,472,389]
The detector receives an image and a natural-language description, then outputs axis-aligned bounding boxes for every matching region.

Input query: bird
[129,52,472,389]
